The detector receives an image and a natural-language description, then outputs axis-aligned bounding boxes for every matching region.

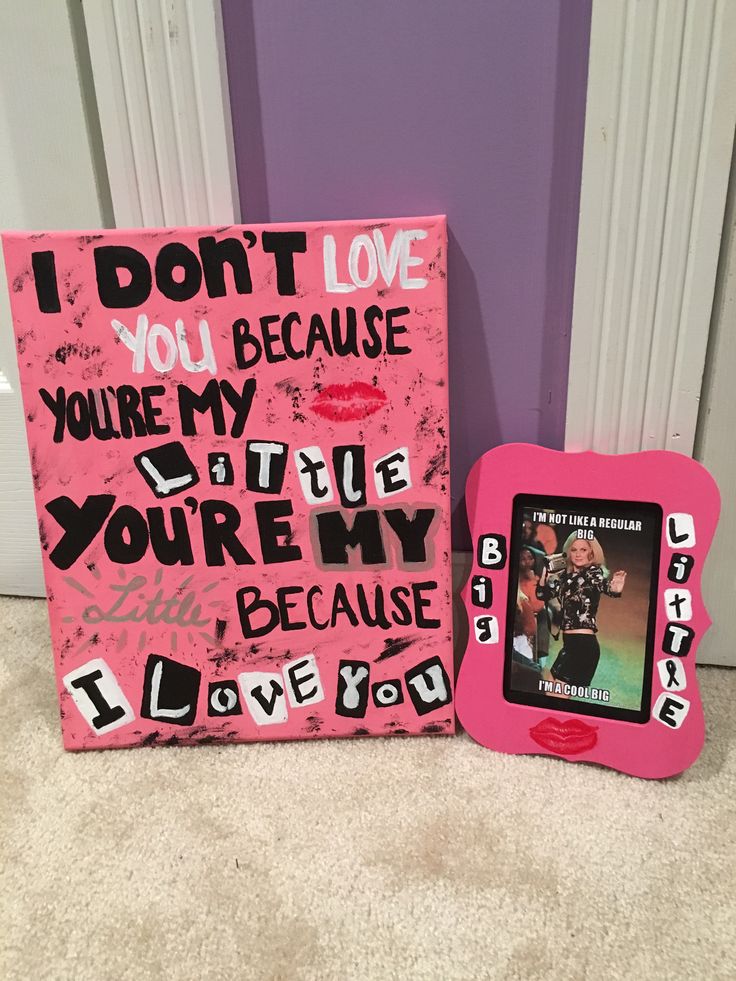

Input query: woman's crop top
[536,564,619,632]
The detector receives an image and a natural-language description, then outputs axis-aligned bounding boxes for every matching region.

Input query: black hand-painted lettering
[31,250,61,313]
[46,494,116,569]
[261,230,307,295]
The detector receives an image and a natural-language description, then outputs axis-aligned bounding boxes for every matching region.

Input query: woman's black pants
[550,634,600,686]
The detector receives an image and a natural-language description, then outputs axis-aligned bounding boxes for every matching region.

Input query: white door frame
[566,0,736,457]
[82,0,239,228]
[694,148,736,667]
[566,0,736,664]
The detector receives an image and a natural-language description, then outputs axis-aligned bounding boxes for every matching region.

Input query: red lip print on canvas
[528,717,598,756]
[311,382,388,421]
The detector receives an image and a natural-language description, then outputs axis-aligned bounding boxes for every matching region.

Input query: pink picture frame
[457,443,719,778]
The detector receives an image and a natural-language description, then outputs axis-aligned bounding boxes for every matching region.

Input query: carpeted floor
[1,594,735,981]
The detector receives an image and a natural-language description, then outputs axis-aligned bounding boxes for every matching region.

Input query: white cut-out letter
[666,513,696,548]
[653,692,690,729]
[657,658,687,692]
[239,671,288,725]
[294,446,334,505]
[283,654,325,708]
[373,447,411,498]
[63,657,134,735]
[664,589,693,623]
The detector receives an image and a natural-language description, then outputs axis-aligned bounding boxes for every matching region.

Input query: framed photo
[503,494,662,725]
[458,444,719,778]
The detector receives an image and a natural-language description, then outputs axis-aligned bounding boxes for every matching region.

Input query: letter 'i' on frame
[456,444,719,779]
[2,216,454,749]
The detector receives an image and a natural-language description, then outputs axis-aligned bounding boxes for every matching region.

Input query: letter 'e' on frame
[63,657,134,735]
[653,692,691,729]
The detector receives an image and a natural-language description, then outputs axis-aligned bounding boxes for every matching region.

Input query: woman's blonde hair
[562,533,607,573]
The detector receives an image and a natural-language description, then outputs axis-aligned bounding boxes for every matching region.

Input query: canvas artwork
[3,216,453,749]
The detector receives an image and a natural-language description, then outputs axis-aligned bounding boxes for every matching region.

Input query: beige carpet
[1,594,735,981]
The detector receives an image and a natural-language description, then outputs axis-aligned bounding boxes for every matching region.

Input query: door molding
[694,145,736,666]
[82,0,239,227]
[566,0,736,456]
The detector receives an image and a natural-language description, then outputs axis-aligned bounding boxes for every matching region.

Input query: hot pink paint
[3,216,453,749]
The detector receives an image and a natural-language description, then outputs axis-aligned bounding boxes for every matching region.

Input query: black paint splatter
[30,448,42,491]
[215,619,227,642]
[12,268,32,292]
[16,329,34,354]
[63,276,83,307]
[208,647,239,669]
[375,636,416,662]
[423,446,448,485]
[72,306,90,329]
[49,341,102,365]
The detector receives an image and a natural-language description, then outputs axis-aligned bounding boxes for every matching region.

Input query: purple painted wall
[221,0,591,547]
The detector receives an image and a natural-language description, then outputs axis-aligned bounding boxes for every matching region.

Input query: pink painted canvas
[456,444,719,779]
[3,216,453,750]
